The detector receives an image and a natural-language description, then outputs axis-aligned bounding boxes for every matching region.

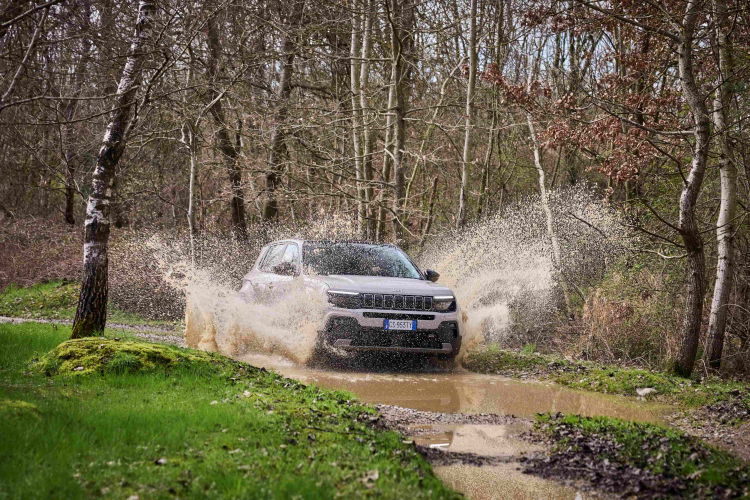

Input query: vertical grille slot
[394,295,404,309]
[374,294,383,308]
[404,296,415,309]
[415,296,424,310]
[383,295,394,309]
[363,294,374,308]
[424,297,433,310]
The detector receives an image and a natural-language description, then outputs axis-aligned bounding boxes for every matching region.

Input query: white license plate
[384,319,416,331]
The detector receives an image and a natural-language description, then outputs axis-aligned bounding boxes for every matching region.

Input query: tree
[71,0,155,339]
[456,0,476,229]
[705,0,738,369]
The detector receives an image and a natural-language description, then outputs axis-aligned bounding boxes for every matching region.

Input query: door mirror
[273,262,298,276]
[425,269,440,282]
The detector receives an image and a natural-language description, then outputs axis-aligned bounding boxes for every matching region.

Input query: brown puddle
[237,353,663,499]
[240,353,667,422]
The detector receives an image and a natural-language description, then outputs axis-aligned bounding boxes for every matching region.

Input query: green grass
[464,346,750,413]
[0,281,178,329]
[0,322,459,500]
[535,413,750,496]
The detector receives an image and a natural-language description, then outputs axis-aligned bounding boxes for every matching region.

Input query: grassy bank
[0,322,458,499]
[464,345,750,414]
[0,280,177,329]
[529,413,750,498]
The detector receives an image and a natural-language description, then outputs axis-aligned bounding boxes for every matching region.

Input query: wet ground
[237,352,668,499]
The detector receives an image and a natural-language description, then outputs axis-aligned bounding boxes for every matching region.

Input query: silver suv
[240,240,462,359]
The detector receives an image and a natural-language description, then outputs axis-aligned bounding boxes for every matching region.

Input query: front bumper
[319,309,462,357]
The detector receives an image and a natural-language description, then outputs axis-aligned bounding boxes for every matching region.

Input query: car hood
[307,275,454,296]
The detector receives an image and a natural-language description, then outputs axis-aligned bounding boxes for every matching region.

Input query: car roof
[266,239,396,247]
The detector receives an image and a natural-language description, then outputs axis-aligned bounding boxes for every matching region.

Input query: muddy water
[239,353,666,422]
[236,353,663,499]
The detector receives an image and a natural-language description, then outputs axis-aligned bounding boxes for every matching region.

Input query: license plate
[384,319,416,331]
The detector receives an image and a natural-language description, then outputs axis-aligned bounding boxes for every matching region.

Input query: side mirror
[273,262,298,276]
[425,269,440,282]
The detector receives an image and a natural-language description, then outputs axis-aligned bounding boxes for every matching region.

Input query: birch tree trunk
[706,0,737,369]
[456,0,476,229]
[359,0,376,236]
[206,12,247,240]
[673,0,712,377]
[350,2,367,237]
[71,0,154,339]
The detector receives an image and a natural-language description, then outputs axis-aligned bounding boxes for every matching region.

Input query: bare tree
[456,0,476,229]
[706,0,738,369]
[206,10,247,240]
[71,0,155,339]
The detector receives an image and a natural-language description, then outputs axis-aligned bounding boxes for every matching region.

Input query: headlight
[433,295,455,312]
[327,290,360,309]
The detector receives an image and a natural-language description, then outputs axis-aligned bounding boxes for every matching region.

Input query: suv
[240,240,462,359]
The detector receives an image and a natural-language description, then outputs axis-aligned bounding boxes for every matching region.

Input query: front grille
[363,312,436,320]
[362,294,434,311]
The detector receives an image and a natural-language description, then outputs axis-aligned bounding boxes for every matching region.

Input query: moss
[34,338,240,377]
[0,399,41,420]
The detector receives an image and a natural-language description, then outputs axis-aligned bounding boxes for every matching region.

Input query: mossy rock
[35,338,238,377]
[0,399,41,420]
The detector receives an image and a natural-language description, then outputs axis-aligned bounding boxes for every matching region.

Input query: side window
[281,244,299,265]
[260,244,287,272]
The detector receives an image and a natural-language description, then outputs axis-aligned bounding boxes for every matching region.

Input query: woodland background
[0,0,748,376]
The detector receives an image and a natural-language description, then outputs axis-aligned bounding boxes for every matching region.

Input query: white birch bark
[350,1,366,237]
[706,0,737,369]
[71,0,155,338]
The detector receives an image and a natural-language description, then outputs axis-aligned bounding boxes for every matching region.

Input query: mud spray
[135,185,628,366]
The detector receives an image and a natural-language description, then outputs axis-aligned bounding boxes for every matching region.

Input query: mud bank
[373,405,590,499]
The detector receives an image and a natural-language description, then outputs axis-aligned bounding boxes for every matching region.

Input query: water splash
[120,185,627,364]
[419,184,629,351]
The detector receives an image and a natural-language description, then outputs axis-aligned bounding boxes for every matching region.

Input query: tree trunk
[419,176,438,248]
[528,112,571,315]
[360,0,376,237]
[673,1,712,377]
[389,0,414,243]
[456,0,476,229]
[706,0,737,369]
[63,1,92,226]
[263,3,303,222]
[350,2,367,237]
[71,0,154,339]
[206,12,247,240]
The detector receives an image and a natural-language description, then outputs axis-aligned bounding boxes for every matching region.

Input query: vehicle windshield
[302,242,422,279]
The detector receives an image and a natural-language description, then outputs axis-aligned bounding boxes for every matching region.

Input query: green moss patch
[35,337,239,377]
[0,399,41,420]
[527,413,750,498]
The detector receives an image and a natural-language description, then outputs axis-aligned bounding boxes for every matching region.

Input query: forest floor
[463,345,750,462]
[0,322,460,499]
